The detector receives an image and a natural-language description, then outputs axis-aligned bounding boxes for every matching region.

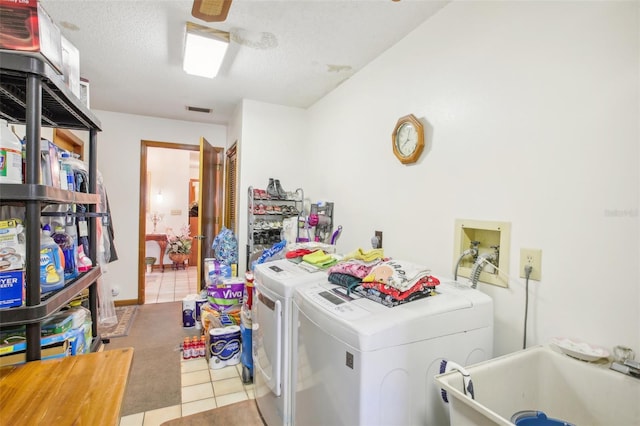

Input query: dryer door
[253,286,283,396]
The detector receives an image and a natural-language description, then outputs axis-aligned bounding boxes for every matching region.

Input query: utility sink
[435,345,639,425]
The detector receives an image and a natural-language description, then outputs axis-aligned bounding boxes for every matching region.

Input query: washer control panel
[306,285,369,320]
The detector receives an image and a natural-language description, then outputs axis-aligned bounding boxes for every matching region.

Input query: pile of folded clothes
[328,256,440,308]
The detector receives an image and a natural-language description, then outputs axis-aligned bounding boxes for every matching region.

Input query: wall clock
[392,114,424,164]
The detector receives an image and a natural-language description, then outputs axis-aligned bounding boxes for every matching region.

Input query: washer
[292,279,494,426]
[252,259,327,426]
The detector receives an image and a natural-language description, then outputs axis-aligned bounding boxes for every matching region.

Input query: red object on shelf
[0,0,63,73]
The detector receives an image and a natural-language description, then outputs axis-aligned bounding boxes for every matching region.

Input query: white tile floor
[129,267,254,425]
[145,266,198,304]
[119,358,254,426]
[126,267,254,425]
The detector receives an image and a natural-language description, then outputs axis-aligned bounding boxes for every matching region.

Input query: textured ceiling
[40,0,448,125]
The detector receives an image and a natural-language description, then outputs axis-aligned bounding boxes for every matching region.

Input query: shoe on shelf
[275,179,287,200]
[266,178,279,199]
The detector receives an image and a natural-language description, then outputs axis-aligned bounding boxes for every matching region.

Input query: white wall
[146,147,191,236]
[94,110,225,300]
[91,1,639,358]
[300,1,639,356]
[144,147,192,266]
[236,100,308,273]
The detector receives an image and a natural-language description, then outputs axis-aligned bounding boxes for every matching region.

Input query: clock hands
[393,114,423,164]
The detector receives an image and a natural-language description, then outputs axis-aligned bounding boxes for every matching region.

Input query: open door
[196,137,224,291]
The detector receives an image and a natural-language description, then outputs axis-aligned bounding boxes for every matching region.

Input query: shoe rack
[247,184,303,269]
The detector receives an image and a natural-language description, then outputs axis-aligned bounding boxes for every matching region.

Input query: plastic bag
[251,240,287,271]
[211,227,238,265]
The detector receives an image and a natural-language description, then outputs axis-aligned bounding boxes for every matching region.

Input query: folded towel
[302,250,333,265]
[342,248,385,263]
[286,248,314,259]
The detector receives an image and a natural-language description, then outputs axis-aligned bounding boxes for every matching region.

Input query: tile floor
[145,266,198,304]
[127,267,254,425]
[119,358,254,426]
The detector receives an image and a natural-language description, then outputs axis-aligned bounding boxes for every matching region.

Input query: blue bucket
[511,411,575,426]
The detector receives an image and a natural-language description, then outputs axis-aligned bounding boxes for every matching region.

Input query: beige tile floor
[145,266,198,304]
[119,358,254,426]
[126,267,253,425]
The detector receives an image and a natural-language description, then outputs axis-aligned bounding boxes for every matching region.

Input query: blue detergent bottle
[40,225,65,293]
[52,225,79,281]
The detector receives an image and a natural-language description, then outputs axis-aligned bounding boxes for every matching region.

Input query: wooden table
[0,347,134,426]
[145,233,168,271]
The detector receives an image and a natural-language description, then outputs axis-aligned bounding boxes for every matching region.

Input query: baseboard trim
[114,299,139,307]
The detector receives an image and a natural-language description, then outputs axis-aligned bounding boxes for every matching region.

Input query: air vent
[186,105,213,114]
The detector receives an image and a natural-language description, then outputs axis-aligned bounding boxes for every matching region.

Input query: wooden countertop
[0,347,134,425]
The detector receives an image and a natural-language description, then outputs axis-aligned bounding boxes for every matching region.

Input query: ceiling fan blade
[192,0,233,22]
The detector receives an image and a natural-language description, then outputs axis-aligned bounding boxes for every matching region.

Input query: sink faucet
[610,359,640,379]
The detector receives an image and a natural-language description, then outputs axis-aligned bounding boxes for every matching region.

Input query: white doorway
[140,142,199,304]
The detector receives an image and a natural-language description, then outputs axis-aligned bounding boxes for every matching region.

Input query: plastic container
[52,226,78,281]
[435,345,639,426]
[40,225,65,293]
[511,411,575,426]
[182,337,192,360]
[68,301,92,353]
[59,152,75,191]
[0,119,23,184]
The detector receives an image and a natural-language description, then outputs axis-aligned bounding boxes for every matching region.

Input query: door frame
[138,140,200,304]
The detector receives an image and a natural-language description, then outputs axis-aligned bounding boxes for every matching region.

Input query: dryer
[292,279,493,426]
[252,259,327,426]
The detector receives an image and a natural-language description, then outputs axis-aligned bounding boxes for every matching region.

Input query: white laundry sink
[435,345,640,426]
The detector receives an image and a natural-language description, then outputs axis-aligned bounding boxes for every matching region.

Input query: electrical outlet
[520,248,542,281]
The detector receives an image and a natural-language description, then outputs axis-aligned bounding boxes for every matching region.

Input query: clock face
[396,122,417,157]
[392,114,425,164]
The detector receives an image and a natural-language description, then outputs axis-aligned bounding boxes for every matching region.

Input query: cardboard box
[0,270,24,309]
[61,35,80,98]
[0,218,25,271]
[41,311,74,336]
[0,339,69,367]
[0,0,63,73]
[79,77,90,108]
[0,327,75,355]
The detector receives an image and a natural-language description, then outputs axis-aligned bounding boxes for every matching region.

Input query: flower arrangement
[166,224,192,255]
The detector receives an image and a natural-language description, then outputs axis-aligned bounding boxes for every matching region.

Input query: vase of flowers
[166,225,192,265]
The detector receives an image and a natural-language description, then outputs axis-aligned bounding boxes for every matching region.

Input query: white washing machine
[252,259,327,426]
[292,279,493,426]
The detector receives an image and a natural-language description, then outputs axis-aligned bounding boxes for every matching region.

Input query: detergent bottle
[52,225,79,281]
[40,225,65,293]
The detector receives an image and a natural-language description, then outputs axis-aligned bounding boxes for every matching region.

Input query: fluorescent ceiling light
[183,22,229,78]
